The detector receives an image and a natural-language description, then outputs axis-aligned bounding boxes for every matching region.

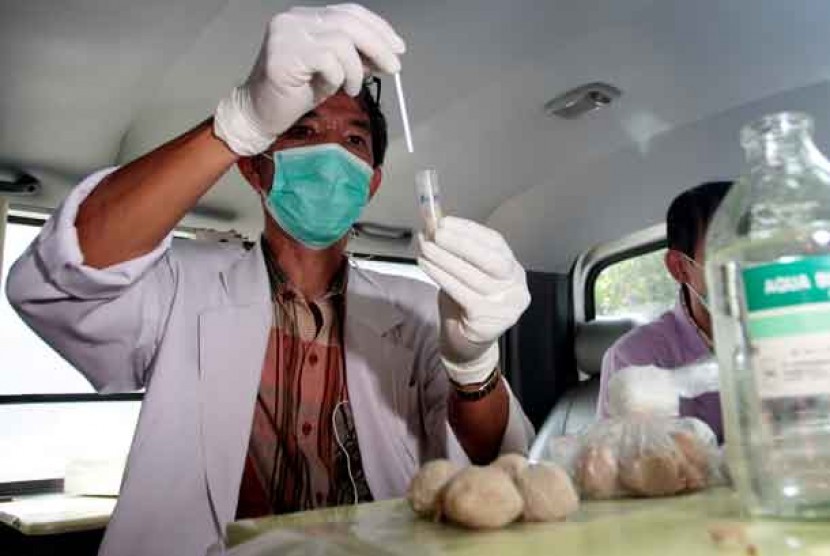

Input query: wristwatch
[450,367,502,401]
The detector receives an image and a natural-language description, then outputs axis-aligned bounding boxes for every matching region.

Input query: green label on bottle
[743,255,830,312]
[742,254,830,399]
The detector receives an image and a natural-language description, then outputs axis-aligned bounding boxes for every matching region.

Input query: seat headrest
[574,318,637,377]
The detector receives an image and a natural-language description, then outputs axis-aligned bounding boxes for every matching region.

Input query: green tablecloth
[226,488,830,555]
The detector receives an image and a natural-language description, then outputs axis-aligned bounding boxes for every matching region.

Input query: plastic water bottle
[707,112,830,518]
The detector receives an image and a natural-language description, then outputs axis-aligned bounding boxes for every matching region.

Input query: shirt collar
[260,240,348,303]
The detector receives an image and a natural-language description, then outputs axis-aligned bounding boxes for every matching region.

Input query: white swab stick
[394,72,414,153]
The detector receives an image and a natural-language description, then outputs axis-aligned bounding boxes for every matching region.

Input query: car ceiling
[3,0,830,272]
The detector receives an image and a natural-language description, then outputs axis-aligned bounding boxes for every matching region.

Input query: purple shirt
[596,292,723,443]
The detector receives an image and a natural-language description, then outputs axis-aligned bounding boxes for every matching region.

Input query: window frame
[571,222,668,324]
[1,212,146,406]
[1,210,147,492]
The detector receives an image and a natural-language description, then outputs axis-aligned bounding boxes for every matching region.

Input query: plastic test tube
[415,169,443,240]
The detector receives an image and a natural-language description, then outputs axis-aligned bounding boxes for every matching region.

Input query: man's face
[273,92,375,167]
[243,91,382,199]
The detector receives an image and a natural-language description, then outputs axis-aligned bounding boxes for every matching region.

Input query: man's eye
[347,135,367,148]
[285,125,314,139]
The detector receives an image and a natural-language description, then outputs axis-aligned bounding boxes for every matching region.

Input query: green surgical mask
[262,144,372,249]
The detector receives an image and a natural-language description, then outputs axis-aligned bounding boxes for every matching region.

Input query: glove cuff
[441,342,499,386]
[213,87,276,156]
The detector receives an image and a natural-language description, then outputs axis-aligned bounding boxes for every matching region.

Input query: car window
[593,248,677,322]
[1,218,140,487]
[1,221,95,395]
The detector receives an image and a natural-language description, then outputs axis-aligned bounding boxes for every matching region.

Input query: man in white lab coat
[6,5,533,555]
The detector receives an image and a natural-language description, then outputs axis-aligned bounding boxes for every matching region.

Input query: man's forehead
[299,93,368,123]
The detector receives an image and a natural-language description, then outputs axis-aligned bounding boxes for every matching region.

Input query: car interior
[2,0,830,553]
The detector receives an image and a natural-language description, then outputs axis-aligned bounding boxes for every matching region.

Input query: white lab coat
[5,168,534,556]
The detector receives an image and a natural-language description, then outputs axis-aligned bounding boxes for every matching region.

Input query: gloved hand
[214,4,406,156]
[417,216,531,385]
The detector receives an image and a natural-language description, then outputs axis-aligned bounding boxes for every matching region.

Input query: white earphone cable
[332,400,359,505]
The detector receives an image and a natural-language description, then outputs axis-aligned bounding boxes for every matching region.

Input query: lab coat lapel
[344,266,419,497]
[198,246,271,531]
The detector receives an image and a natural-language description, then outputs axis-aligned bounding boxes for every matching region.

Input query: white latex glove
[214,4,406,156]
[417,216,531,385]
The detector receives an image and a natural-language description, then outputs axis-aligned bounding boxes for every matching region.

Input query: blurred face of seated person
[597,181,733,443]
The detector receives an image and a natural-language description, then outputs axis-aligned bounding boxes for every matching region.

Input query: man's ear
[237,155,267,194]
[665,249,690,284]
[368,167,383,199]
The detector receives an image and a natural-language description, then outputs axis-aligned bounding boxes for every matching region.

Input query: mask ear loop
[679,253,713,347]
[680,253,709,309]
[332,400,359,505]
[260,151,276,190]
[258,152,282,224]
[686,281,709,311]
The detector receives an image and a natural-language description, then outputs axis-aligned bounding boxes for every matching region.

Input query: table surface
[226,488,830,555]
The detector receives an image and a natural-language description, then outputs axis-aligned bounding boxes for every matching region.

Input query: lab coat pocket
[377,339,418,468]
[344,318,420,490]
